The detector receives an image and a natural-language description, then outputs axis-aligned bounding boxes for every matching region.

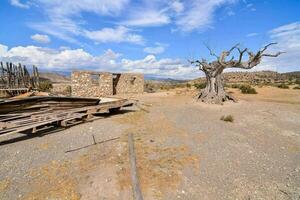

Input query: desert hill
[39,72,71,83]
[189,70,300,84]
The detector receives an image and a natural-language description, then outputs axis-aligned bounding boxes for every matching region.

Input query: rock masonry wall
[71,71,143,97]
[72,71,113,97]
[115,73,144,94]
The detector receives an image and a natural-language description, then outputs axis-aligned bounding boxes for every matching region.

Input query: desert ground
[0,86,300,200]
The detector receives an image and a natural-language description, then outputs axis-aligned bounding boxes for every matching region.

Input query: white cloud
[25,0,239,43]
[171,1,184,13]
[0,43,199,79]
[259,22,300,72]
[28,0,131,44]
[84,26,144,44]
[0,44,120,70]
[122,9,170,27]
[227,10,235,16]
[143,43,167,54]
[121,55,199,79]
[10,0,30,9]
[246,32,258,37]
[245,3,256,11]
[175,0,237,32]
[31,34,51,43]
[0,44,8,56]
[38,0,129,17]
[29,21,81,44]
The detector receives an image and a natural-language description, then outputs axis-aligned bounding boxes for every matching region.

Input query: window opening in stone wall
[91,74,100,86]
[130,77,136,85]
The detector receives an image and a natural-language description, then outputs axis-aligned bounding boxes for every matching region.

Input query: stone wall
[71,71,113,97]
[71,71,143,97]
[115,73,144,94]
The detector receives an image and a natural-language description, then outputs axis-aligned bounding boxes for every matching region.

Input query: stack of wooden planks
[0,96,101,114]
[0,96,133,140]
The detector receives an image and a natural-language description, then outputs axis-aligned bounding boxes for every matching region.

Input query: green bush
[186,83,191,88]
[38,80,53,92]
[277,84,289,89]
[239,85,257,94]
[193,82,206,89]
[295,79,300,85]
[220,115,234,122]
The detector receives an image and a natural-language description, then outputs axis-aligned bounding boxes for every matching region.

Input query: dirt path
[0,88,300,199]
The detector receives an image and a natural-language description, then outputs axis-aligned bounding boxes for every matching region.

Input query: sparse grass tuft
[239,85,257,94]
[277,84,289,89]
[220,115,234,122]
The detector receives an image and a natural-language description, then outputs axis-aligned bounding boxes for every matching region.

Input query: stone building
[71,71,144,97]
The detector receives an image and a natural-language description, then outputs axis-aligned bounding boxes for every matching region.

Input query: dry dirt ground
[0,86,300,200]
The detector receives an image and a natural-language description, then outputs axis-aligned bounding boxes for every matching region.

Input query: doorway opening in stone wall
[112,73,121,95]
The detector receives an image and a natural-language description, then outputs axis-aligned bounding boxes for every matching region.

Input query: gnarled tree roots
[196,90,237,104]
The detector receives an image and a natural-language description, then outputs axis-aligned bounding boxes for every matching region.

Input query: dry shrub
[293,85,300,90]
[193,82,206,89]
[38,80,53,92]
[239,85,257,94]
[230,84,242,89]
[220,115,234,122]
[277,84,289,89]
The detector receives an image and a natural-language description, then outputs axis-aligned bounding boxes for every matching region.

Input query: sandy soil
[0,87,300,200]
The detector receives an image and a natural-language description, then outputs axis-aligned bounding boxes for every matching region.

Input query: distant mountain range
[39,70,300,84]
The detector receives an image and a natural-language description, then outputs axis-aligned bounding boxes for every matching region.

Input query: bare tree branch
[260,42,277,53]
[237,47,248,63]
[204,43,219,59]
[262,51,285,57]
[189,59,205,71]
[218,43,240,66]
[227,43,240,55]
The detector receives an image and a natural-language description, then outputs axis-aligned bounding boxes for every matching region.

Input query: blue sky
[0,0,299,79]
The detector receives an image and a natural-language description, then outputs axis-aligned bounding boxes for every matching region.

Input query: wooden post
[34,65,40,88]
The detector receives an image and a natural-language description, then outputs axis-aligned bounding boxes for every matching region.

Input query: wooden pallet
[0,97,133,140]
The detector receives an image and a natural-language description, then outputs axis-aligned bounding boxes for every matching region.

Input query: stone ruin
[71,71,144,97]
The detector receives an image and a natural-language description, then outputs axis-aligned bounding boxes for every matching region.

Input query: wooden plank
[128,133,144,200]
[0,88,29,91]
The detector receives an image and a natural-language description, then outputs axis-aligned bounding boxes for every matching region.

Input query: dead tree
[190,43,283,104]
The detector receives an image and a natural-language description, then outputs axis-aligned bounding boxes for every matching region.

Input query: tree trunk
[197,72,236,104]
